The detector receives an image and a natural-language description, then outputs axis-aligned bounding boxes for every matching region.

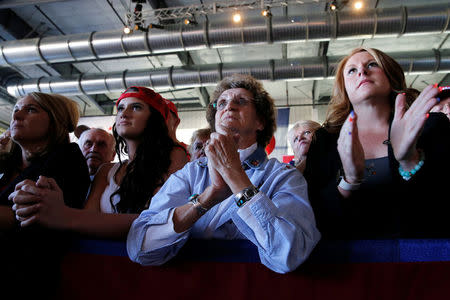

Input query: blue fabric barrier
[71,238,450,263]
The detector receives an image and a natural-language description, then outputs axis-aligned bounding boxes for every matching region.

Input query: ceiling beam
[176,47,210,108]
[0,86,15,104]
[195,87,210,107]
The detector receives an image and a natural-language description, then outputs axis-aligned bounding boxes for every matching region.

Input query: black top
[0,142,90,299]
[0,142,89,207]
[304,112,450,239]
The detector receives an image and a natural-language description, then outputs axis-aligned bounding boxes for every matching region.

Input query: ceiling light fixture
[354,1,363,10]
[232,12,242,23]
[261,7,272,17]
[123,26,132,34]
[329,1,338,11]
[183,18,197,26]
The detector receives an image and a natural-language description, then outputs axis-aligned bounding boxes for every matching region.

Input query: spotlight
[123,26,132,34]
[330,1,337,11]
[354,1,363,10]
[261,8,271,17]
[232,12,242,23]
[183,18,197,25]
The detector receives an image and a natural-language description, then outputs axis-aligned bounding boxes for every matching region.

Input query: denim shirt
[127,146,320,274]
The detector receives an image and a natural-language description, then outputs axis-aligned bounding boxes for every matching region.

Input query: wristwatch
[234,185,259,207]
[188,194,208,215]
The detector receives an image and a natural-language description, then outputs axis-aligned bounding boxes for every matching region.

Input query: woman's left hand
[206,132,252,194]
[390,84,439,169]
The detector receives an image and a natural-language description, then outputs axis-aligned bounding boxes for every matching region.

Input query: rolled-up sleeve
[126,170,192,266]
[234,165,320,274]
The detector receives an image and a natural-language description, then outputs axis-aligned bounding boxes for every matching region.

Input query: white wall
[176,110,210,145]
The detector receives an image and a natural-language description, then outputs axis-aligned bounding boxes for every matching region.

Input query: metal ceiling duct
[0,4,449,67]
[7,49,450,97]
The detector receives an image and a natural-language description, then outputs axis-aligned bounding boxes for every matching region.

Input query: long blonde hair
[28,92,79,148]
[324,47,418,133]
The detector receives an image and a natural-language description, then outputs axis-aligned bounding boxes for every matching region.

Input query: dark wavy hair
[111,106,174,213]
[206,74,276,147]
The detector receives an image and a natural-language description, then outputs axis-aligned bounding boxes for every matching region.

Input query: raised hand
[337,111,365,183]
[390,85,439,169]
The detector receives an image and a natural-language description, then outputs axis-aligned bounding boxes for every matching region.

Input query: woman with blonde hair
[1,92,89,227]
[188,127,212,161]
[287,120,321,172]
[303,47,450,239]
[0,92,90,299]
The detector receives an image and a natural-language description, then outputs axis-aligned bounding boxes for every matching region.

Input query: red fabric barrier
[58,252,450,300]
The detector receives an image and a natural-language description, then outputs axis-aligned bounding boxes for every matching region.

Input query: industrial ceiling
[0,0,449,130]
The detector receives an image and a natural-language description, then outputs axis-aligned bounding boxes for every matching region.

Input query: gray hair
[287,120,321,146]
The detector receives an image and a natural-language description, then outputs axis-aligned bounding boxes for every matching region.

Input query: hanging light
[354,1,363,10]
[330,1,338,11]
[123,26,132,34]
[261,7,271,17]
[232,12,242,23]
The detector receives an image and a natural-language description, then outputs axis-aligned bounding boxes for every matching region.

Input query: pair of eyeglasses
[212,97,253,111]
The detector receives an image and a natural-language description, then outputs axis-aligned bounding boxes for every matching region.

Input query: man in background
[77,127,116,179]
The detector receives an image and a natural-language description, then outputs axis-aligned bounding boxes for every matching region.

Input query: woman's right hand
[337,111,365,183]
[9,176,69,228]
[203,134,233,206]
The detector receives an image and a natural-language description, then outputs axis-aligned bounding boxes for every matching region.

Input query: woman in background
[287,120,321,173]
[188,127,211,161]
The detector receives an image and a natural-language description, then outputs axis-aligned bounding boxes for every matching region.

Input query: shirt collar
[241,145,267,170]
[238,143,258,162]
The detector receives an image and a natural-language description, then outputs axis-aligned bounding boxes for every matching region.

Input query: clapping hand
[390,84,439,170]
[337,111,365,183]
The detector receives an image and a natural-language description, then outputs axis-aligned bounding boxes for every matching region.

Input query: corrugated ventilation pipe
[7,49,450,97]
[0,4,449,67]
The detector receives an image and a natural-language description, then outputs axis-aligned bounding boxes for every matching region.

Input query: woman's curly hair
[206,74,276,147]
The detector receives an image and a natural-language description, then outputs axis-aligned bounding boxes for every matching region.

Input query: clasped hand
[203,131,252,206]
[8,176,66,228]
